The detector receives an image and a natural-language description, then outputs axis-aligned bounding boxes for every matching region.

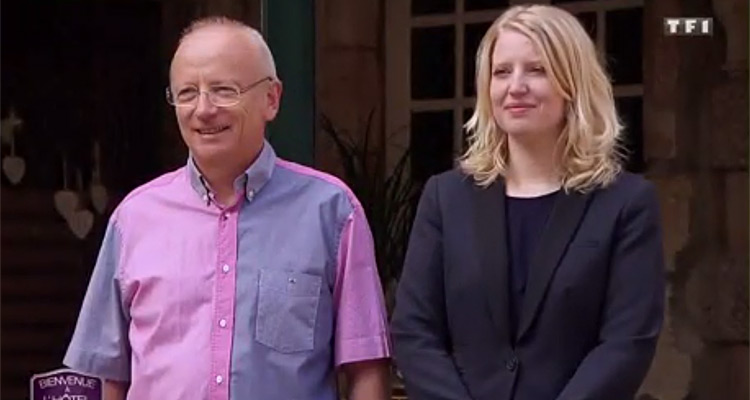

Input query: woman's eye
[493,68,510,77]
[529,65,546,74]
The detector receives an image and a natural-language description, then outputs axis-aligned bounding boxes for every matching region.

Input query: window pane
[411,110,455,182]
[465,0,508,12]
[462,108,475,153]
[464,22,492,97]
[575,12,597,40]
[411,26,455,100]
[615,96,644,172]
[412,0,454,16]
[606,8,642,84]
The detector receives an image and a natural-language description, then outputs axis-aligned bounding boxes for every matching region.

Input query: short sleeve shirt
[64,141,391,400]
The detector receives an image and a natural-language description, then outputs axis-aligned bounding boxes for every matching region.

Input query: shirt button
[247,189,255,201]
[216,375,223,384]
[221,213,228,220]
[222,264,230,273]
[219,319,227,328]
[506,356,519,372]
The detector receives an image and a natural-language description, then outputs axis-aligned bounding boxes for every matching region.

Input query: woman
[391,5,665,400]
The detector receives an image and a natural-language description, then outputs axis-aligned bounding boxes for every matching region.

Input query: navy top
[506,190,559,342]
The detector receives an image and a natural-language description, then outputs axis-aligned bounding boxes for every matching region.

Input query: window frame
[385,0,644,171]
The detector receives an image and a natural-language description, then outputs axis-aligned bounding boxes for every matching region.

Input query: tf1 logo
[663,18,714,36]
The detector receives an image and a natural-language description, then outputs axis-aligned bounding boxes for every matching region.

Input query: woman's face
[489,29,565,141]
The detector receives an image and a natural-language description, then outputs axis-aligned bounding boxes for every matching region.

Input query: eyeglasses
[166,76,273,108]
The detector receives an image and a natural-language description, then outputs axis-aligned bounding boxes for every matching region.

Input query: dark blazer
[391,169,665,400]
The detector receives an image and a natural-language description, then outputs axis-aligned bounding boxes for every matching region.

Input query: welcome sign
[30,369,102,400]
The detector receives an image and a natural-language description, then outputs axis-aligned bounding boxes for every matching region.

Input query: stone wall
[315,0,385,177]
[639,0,748,399]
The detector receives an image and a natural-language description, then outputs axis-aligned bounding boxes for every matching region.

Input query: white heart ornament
[67,209,94,240]
[90,184,109,214]
[54,190,79,220]
[3,156,26,184]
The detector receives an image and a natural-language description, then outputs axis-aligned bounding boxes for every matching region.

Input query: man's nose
[194,91,218,117]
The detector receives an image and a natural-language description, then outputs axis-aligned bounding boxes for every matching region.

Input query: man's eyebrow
[173,83,197,90]
[206,79,243,86]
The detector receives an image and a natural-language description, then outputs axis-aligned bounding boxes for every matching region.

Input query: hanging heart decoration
[3,155,26,184]
[65,168,94,240]
[2,109,26,185]
[54,157,79,220]
[90,184,108,214]
[90,141,109,214]
[54,190,79,221]
[67,208,95,240]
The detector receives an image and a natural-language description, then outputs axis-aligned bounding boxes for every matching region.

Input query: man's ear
[264,79,283,121]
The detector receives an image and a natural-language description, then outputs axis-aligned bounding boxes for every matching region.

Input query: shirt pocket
[255,269,322,353]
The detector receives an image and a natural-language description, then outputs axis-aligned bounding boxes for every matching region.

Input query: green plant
[319,111,418,305]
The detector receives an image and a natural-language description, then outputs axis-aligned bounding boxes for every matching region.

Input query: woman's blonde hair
[459,5,625,192]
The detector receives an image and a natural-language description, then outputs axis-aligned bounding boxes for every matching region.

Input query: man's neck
[194,158,251,207]
[505,133,561,197]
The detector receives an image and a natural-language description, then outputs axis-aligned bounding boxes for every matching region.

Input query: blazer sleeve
[391,176,473,400]
[556,181,666,400]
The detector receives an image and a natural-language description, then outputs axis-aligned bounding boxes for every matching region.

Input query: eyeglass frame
[166,76,274,108]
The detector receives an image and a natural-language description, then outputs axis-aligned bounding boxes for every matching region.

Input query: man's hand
[342,359,390,400]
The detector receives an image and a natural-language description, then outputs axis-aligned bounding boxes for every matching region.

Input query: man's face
[169,27,281,167]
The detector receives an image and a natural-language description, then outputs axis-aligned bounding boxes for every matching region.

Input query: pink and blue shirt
[64,142,391,399]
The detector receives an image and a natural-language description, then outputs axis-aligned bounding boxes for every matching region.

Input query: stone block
[650,176,692,272]
[317,50,381,128]
[318,0,380,48]
[644,108,677,161]
[639,286,693,400]
[709,77,749,168]
[725,172,748,254]
[692,345,749,400]
[683,252,749,342]
[643,0,680,161]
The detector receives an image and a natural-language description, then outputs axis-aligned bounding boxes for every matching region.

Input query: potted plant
[318,110,418,313]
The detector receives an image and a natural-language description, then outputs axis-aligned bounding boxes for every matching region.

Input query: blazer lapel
[517,189,592,341]
[473,180,512,344]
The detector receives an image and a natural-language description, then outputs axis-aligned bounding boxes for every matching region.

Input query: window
[386,0,645,183]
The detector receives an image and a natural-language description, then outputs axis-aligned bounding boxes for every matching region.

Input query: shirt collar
[187,140,276,205]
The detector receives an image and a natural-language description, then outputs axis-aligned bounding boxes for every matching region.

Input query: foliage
[319,111,418,293]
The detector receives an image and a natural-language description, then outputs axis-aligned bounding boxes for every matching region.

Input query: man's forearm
[344,359,390,400]
[103,380,127,400]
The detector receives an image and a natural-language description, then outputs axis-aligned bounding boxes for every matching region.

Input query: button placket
[209,207,238,399]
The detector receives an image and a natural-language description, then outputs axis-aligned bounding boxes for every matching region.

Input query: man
[64,17,391,400]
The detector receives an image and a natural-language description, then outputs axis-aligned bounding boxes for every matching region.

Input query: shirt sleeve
[333,203,392,366]
[63,218,131,381]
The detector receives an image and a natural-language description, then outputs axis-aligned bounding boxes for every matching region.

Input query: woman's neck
[505,134,562,197]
